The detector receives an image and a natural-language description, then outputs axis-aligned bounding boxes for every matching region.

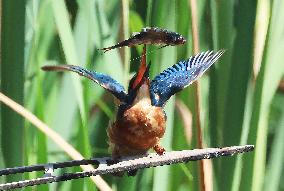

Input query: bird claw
[153,144,166,155]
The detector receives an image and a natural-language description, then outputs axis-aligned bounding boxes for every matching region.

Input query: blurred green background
[1,0,284,190]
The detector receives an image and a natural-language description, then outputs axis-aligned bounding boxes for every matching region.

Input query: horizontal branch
[0,159,100,176]
[0,145,254,190]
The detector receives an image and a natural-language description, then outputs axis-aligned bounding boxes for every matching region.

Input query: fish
[99,27,186,53]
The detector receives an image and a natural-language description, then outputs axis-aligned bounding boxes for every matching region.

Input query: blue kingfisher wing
[42,65,127,102]
[150,50,225,106]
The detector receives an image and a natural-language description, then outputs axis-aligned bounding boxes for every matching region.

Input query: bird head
[126,46,151,105]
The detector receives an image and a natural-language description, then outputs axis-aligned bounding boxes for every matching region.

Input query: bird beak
[131,45,148,89]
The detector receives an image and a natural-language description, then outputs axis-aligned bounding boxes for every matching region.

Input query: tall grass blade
[122,0,130,86]
[243,0,284,190]
[263,98,284,191]
[231,82,254,191]
[252,0,270,79]
[209,1,234,151]
[24,1,56,190]
[220,1,256,190]
[51,0,93,189]
[51,0,87,123]
[0,0,26,182]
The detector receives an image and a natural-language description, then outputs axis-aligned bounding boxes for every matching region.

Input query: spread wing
[42,65,127,102]
[150,50,225,106]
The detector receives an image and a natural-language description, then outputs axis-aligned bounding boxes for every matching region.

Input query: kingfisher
[42,47,225,159]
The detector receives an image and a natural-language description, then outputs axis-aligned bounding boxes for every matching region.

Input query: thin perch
[0,145,254,190]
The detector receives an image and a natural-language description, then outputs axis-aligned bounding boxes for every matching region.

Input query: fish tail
[99,40,131,53]
[98,47,112,53]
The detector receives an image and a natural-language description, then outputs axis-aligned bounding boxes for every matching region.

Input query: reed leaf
[1,0,26,182]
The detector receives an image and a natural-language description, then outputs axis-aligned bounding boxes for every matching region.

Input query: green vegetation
[1,0,284,190]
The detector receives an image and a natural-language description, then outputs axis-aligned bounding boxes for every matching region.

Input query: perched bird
[99,27,186,53]
[42,47,225,159]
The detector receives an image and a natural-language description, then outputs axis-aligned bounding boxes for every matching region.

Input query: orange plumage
[108,81,166,158]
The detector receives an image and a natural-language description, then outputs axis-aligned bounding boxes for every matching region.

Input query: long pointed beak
[131,45,147,89]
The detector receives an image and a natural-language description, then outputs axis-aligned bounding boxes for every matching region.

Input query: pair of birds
[42,27,225,159]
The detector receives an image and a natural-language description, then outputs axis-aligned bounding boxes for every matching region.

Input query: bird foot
[153,144,166,155]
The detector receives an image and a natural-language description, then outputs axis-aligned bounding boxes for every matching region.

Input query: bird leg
[153,140,166,155]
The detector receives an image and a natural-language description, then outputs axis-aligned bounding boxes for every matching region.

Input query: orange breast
[108,101,166,158]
